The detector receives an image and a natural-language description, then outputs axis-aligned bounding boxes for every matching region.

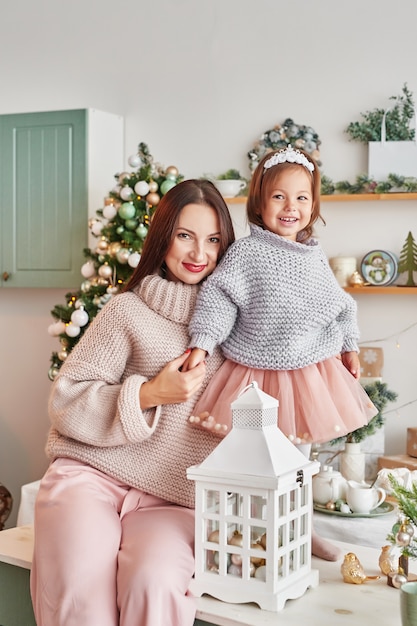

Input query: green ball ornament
[118,202,136,220]
[116,226,125,235]
[165,173,177,181]
[136,224,148,239]
[160,179,177,195]
[125,219,138,230]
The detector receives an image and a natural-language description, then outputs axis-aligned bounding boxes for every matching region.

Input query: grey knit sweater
[189,224,359,370]
[46,274,224,508]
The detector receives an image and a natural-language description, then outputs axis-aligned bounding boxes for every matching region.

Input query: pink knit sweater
[46,274,224,508]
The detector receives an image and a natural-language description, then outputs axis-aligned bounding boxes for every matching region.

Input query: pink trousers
[30,459,197,626]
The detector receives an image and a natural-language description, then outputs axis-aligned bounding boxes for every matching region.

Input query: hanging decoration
[247,118,322,173]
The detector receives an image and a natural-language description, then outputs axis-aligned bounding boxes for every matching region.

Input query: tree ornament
[125,219,138,231]
[97,238,109,252]
[148,181,158,192]
[160,179,177,195]
[108,242,122,257]
[48,363,60,381]
[116,248,130,264]
[128,154,141,168]
[47,321,66,336]
[146,192,160,206]
[391,570,408,588]
[135,224,148,239]
[166,165,179,177]
[118,172,130,184]
[57,349,68,361]
[102,204,117,220]
[70,308,89,327]
[81,260,96,278]
[118,202,136,220]
[134,180,150,196]
[120,186,134,201]
[80,280,92,292]
[90,221,103,236]
[396,526,412,547]
[65,323,81,338]
[128,252,141,268]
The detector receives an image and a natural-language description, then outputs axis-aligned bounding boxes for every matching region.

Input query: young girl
[184,147,376,560]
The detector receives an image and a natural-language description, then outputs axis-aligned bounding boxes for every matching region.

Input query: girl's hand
[139,350,207,409]
[181,347,207,372]
[341,351,360,379]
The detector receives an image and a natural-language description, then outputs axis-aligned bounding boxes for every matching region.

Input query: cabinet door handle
[2,271,10,282]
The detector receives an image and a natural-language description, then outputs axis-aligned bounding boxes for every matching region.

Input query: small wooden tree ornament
[187,382,320,611]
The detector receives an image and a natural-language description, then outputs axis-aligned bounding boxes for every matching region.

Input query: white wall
[1,0,417,526]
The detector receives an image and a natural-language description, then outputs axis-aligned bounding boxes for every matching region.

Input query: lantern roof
[188,382,317,485]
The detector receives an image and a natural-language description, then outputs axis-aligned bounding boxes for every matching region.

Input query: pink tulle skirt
[189,356,377,444]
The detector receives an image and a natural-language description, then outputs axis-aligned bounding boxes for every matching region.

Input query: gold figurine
[341,552,381,584]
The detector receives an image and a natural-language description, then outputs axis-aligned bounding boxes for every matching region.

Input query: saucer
[313,501,394,518]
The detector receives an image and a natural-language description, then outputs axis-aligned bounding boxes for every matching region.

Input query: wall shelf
[345,286,417,294]
[227,193,417,203]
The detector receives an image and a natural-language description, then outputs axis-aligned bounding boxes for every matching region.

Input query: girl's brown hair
[246,148,324,242]
[124,179,235,291]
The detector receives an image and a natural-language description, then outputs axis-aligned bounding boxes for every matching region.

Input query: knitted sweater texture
[46,274,224,508]
[189,224,359,370]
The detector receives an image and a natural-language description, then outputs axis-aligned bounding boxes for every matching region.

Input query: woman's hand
[341,351,360,379]
[139,350,207,409]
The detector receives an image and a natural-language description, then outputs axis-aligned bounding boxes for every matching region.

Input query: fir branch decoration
[345,83,415,143]
[387,475,417,560]
[330,381,398,445]
[321,172,417,195]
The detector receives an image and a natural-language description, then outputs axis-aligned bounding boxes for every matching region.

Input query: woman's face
[165,203,221,284]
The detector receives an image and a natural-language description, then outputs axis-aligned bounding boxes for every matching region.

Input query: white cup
[346,481,386,514]
[213,179,246,197]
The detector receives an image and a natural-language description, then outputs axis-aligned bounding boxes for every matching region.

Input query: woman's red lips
[183,263,206,273]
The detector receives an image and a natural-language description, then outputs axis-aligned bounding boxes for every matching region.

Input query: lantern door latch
[296,469,304,487]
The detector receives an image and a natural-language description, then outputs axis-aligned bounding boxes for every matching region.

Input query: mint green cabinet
[0,109,123,288]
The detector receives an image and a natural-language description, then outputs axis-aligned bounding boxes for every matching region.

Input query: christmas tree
[398,231,417,287]
[47,142,182,381]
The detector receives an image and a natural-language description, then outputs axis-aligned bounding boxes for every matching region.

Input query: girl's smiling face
[261,167,313,241]
[164,203,221,284]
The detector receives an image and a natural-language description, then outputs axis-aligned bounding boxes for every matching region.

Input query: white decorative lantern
[187,382,320,611]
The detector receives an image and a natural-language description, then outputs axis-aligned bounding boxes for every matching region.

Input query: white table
[0,526,402,626]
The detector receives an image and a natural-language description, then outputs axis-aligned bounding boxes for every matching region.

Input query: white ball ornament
[71,308,89,327]
[98,264,113,279]
[120,186,134,201]
[128,252,141,268]
[81,261,96,278]
[102,204,117,220]
[134,181,150,196]
[90,221,104,236]
[47,321,66,336]
[128,154,142,168]
[65,323,81,338]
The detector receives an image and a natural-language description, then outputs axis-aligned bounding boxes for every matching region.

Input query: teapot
[312,465,348,505]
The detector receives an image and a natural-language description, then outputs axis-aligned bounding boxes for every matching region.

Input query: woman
[30,179,235,626]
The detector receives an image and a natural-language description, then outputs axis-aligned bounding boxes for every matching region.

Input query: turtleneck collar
[137,274,199,324]
[249,223,318,250]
